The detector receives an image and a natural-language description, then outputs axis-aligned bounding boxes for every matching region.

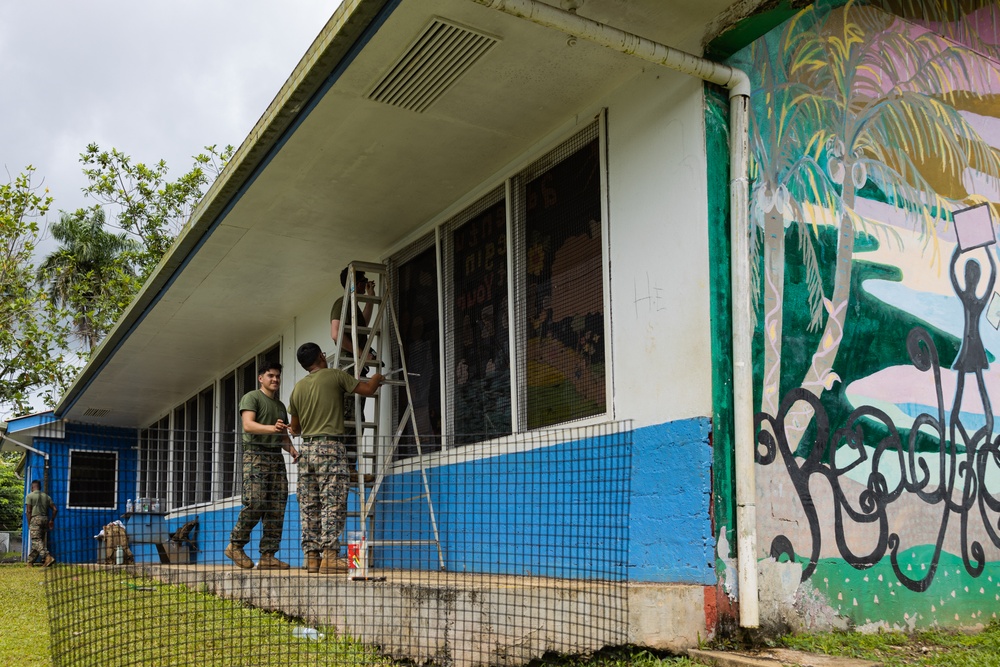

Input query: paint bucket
[347,531,367,579]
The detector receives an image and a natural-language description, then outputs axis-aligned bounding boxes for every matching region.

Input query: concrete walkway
[81,563,710,666]
[687,648,882,667]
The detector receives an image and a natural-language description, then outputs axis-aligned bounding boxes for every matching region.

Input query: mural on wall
[728,0,1000,625]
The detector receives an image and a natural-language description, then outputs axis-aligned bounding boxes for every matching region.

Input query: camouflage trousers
[298,439,349,555]
[230,450,288,554]
[26,515,49,562]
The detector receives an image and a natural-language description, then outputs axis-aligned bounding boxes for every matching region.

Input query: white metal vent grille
[82,408,111,417]
[368,18,499,113]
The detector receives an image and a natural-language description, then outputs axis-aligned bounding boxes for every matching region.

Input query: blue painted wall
[22,422,138,564]
[629,418,715,584]
[21,418,713,582]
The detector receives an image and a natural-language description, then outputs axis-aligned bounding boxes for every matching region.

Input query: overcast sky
[0,1,339,246]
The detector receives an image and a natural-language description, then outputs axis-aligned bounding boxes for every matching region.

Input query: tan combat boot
[318,549,349,574]
[42,555,56,568]
[257,553,290,570]
[305,552,321,573]
[224,543,254,569]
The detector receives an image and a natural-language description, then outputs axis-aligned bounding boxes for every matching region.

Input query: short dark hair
[259,361,282,375]
[296,342,322,369]
[340,266,365,289]
[31,480,41,489]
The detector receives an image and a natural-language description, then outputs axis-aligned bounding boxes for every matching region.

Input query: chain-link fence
[20,420,631,666]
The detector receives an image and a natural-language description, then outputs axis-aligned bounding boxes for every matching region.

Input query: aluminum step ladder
[333,260,445,570]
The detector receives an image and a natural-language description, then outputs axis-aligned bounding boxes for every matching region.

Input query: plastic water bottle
[115,545,124,565]
[292,627,323,641]
[126,499,133,514]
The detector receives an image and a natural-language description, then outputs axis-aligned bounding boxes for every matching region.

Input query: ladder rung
[343,325,373,335]
[348,261,388,274]
[355,295,381,304]
[380,494,432,504]
[346,420,377,428]
[381,379,406,387]
[366,540,438,547]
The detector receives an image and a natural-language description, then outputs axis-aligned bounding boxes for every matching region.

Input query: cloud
[0,0,336,234]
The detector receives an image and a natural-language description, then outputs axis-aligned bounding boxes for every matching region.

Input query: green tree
[38,207,139,352]
[0,168,73,417]
[0,452,24,533]
[80,143,234,281]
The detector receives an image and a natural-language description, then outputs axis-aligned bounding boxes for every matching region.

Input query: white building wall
[605,70,714,429]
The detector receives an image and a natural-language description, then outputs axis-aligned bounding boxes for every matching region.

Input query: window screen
[445,194,512,444]
[198,386,214,504]
[516,128,605,429]
[172,404,185,507]
[394,242,442,458]
[68,450,117,508]
[155,416,168,502]
[220,372,238,498]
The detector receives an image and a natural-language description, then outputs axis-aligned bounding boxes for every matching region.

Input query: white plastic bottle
[126,499,133,514]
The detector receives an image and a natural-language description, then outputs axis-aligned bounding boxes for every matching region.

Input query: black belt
[300,435,343,443]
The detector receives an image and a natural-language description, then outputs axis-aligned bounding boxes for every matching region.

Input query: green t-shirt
[26,490,53,519]
[239,389,288,450]
[331,296,368,353]
[288,368,359,437]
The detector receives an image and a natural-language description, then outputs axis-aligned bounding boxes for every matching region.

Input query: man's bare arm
[353,373,384,397]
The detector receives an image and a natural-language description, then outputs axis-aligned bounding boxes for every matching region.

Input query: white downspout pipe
[468,0,758,627]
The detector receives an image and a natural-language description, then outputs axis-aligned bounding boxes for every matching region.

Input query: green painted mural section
[812,550,1000,628]
[711,0,1000,630]
[705,84,736,564]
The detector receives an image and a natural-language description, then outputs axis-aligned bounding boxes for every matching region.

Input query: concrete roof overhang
[56,0,742,428]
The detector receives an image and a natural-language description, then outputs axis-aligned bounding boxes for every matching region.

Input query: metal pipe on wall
[468,0,759,627]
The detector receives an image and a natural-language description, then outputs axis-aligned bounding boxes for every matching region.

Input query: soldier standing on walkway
[288,342,382,574]
[25,480,56,567]
[225,361,299,570]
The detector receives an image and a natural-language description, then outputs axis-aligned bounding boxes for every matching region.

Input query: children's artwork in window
[397,244,442,457]
[451,199,512,442]
[523,138,605,429]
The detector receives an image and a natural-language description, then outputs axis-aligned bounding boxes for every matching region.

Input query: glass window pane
[221,372,237,498]
[396,245,441,457]
[198,387,214,503]
[172,406,185,507]
[68,451,117,508]
[523,137,605,428]
[451,199,511,443]
[185,397,198,507]
[156,416,169,504]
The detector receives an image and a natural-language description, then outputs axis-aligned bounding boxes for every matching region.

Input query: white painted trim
[598,108,615,422]
[388,419,631,475]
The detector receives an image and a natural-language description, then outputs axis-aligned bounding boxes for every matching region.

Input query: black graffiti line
[756,327,1000,592]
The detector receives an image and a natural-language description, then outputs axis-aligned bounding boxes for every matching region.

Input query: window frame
[66,449,119,510]
[388,116,612,454]
[137,340,282,512]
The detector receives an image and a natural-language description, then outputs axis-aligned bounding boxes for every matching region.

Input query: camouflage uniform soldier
[225,362,299,570]
[25,480,56,567]
[289,342,382,574]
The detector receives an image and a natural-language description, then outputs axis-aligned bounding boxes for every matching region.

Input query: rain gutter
[467,0,758,627]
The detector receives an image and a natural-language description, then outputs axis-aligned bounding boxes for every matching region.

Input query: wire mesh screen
[511,122,604,432]
[20,419,631,666]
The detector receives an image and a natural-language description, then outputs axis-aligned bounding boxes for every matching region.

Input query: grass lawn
[0,564,700,667]
[780,623,1000,667]
[0,564,52,667]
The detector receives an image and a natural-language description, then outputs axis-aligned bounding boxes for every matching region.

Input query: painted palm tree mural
[749,0,1000,445]
[727,0,1000,626]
